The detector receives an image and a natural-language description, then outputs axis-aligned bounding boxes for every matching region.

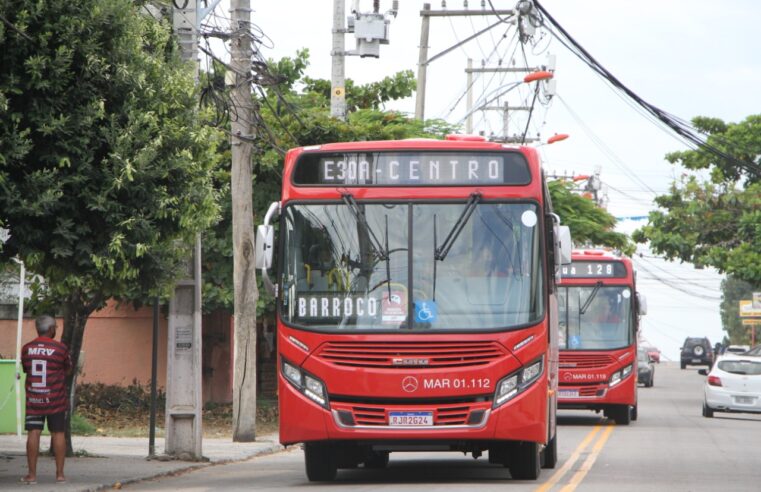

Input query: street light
[547,133,569,145]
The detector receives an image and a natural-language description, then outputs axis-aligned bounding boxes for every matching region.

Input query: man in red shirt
[20,315,72,485]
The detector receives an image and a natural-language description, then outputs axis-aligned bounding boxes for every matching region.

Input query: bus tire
[541,434,557,469]
[363,451,389,469]
[631,404,638,421]
[509,441,541,480]
[304,442,337,482]
[612,405,631,425]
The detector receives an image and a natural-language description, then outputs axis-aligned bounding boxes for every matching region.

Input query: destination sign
[292,151,531,186]
[560,261,627,279]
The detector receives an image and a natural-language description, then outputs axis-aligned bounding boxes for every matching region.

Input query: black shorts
[25,412,66,432]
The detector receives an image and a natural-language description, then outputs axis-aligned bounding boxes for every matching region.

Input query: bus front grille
[559,353,616,369]
[316,341,505,369]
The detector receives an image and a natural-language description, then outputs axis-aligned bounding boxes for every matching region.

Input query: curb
[93,441,285,491]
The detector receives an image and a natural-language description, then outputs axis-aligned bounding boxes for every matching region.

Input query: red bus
[256,135,572,481]
[556,250,647,424]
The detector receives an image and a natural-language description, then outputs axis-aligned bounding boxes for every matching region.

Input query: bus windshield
[280,201,543,332]
[558,286,632,350]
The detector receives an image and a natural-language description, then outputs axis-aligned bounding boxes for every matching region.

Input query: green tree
[633,115,761,286]
[0,0,222,452]
[548,180,633,255]
[719,276,759,345]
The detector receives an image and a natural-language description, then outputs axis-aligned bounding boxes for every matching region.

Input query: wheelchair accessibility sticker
[414,300,438,324]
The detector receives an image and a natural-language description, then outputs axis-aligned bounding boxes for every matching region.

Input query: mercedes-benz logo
[402,376,419,393]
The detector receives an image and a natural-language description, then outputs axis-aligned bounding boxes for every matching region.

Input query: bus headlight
[281,358,329,409]
[494,357,544,408]
[609,364,633,387]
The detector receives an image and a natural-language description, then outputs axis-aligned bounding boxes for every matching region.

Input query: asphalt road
[128,363,761,491]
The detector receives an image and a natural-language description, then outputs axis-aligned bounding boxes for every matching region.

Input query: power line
[532,0,761,179]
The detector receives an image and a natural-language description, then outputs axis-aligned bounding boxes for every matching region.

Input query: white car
[701,354,761,417]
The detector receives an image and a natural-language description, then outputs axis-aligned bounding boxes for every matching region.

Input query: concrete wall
[0,301,168,388]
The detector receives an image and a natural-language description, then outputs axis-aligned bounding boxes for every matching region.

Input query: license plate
[558,389,579,398]
[734,396,754,405]
[692,359,702,363]
[389,411,433,426]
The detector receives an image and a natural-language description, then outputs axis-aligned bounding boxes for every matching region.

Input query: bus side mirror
[257,201,281,296]
[558,225,572,265]
[255,225,274,270]
[637,293,648,316]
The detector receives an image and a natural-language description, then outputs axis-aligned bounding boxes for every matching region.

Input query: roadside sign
[753,292,761,310]
[739,300,761,317]
[741,319,761,326]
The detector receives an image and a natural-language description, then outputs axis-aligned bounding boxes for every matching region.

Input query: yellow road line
[558,424,615,492]
[534,425,602,492]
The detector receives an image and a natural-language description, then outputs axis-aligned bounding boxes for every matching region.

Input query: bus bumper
[557,372,636,410]
[279,375,549,446]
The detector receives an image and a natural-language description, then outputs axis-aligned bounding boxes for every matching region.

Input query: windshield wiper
[579,281,603,315]
[434,192,481,261]
[341,193,388,260]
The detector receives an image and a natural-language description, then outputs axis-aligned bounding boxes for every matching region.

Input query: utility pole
[230,0,259,442]
[167,0,204,461]
[465,58,473,134]
[415,4,516,121]
[331,1,397,120]
[415,3,431,121]
[331,0,347,120]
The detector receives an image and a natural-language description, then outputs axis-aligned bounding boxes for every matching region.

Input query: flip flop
[56,478,67,484]
[20,477,37,485]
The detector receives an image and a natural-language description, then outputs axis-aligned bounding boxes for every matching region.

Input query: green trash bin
[0,359,25,433]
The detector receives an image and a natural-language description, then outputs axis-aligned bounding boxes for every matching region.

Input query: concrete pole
[466,58,473,134]
[414,3,431,121]
[167,0,203,459]
[331,0,347,120]
[230,0,258,442]
[502,101,509,140]
[14,260,24,438]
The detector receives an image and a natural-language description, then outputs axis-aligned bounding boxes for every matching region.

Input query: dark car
[681,337,713,369]
[637,349,654,387]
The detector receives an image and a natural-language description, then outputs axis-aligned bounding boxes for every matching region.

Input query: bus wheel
[612,405,631,425]
[363,451,389,469]
[509,441,541,480]
[304,443,337,482]
[541,434,557,469]
[631,404,638,421]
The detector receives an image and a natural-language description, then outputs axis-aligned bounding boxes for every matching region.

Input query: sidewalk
[0,433,283,491]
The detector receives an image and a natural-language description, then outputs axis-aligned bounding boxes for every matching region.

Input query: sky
[218,1,761,359]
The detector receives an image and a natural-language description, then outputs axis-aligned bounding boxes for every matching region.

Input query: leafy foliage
[633,115,761,286]
[0,0,222,311]
[548,180,634,255]
[719,276,759,345]
[0,0,223,451]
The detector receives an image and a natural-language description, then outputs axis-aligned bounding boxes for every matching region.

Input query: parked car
[725,345,751,355]
[700,354,761,417]
[645,346,661,363]
[681,337,713,369]
[637,349,654,387]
